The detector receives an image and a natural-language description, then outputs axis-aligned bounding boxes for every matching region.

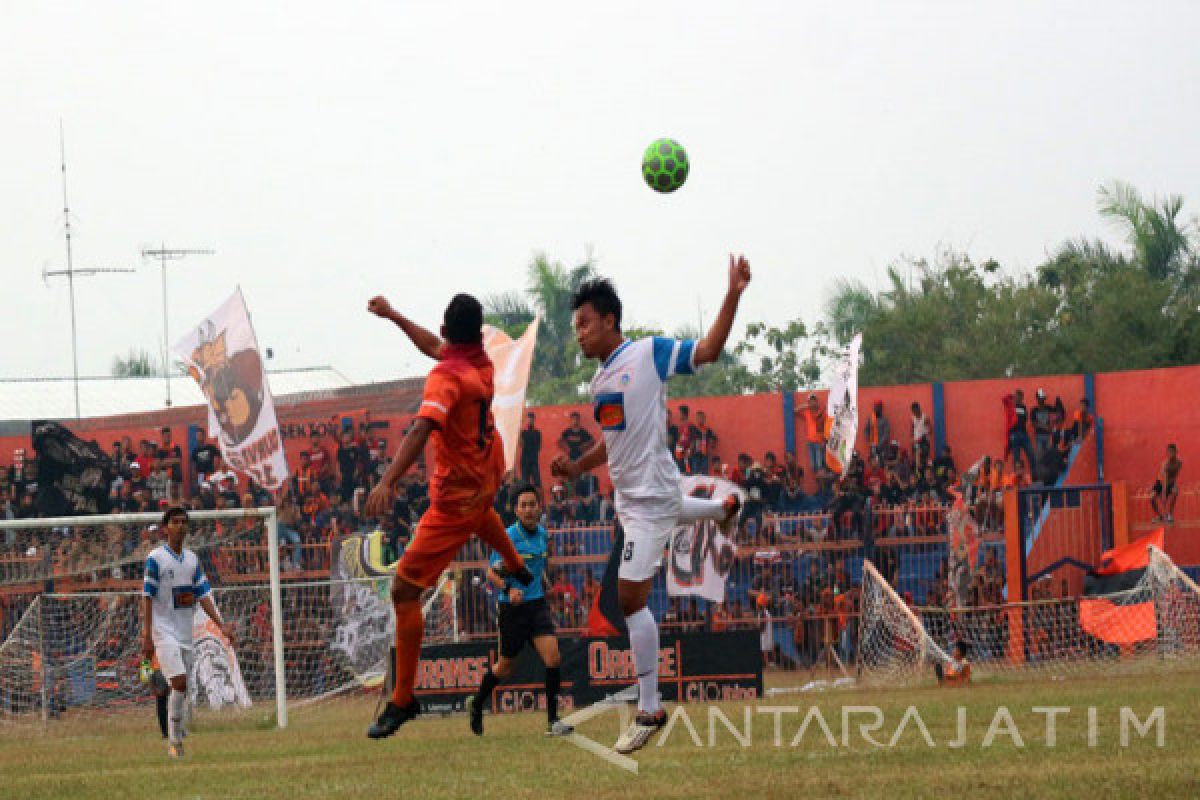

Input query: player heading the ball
[552,254,750,754]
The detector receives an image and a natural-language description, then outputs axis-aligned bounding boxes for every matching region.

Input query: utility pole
[141,245,213,407]
[43,123,134,419]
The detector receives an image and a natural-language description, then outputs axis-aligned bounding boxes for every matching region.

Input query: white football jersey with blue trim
[589,336,696,504]
[143,544,212,646]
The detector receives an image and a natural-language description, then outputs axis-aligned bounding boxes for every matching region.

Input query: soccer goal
[0,509,453,729]
[857,545,1200,685]
[0,509,291,726]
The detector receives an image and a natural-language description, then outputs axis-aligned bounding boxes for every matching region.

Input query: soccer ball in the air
[642,138,689,193]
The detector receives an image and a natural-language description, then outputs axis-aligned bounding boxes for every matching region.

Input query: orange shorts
[395,505,511,589]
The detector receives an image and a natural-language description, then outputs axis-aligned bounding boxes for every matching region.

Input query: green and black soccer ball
[642,138,689,193]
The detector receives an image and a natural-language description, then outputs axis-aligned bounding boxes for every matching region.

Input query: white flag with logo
[482,316,540,472]
[192,603,251,710]
[173,288,289,490]
[825,332,861,474]
[667,476,743,602]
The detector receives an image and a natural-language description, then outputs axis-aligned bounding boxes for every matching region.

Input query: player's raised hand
[728,254,751,293]
[363,482,393,519]
[367,295,394,319]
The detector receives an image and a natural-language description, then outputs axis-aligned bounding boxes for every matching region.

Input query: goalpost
[856,545,1200,685]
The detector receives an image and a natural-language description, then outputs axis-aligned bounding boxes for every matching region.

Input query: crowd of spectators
[0,382,1116,664]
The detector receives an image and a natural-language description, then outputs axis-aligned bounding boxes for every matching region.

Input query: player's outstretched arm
[693,254,752,366]
[364,418,435,517]
[367,295,444,360]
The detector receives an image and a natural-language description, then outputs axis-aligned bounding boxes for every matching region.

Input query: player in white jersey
[552,254,751,753]
[141,507,235,758]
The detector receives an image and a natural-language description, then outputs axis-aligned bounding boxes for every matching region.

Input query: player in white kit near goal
[141,507,236,758]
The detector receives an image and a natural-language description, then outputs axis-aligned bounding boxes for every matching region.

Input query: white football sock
[168,688,187,745]
[680,494,727,523]
[625,607,661,714]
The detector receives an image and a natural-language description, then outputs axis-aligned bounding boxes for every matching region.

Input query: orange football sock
[390,600,424,707]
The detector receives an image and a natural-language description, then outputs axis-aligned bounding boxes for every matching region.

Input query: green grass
[3,669,1200,800]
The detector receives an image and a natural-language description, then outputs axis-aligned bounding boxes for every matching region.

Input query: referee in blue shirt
[467,484,573,736]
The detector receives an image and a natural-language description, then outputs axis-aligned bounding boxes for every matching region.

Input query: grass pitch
[3,669,1199,800]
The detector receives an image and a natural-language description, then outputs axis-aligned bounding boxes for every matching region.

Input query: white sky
[3,1,1198,392]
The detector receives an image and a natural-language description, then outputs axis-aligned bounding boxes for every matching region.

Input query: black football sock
[475,669,499,706]
[156,693,169,738]
[545,666,561,722]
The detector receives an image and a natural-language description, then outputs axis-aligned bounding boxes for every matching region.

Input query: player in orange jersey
[363,293,532,739]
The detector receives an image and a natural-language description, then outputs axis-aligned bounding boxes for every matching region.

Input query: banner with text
[173,288,289,490]
[410,630,761,714]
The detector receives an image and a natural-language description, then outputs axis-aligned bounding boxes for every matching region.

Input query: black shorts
[497,597,556,659]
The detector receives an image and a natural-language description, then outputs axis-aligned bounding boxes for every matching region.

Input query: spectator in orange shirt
[1067,398,1094,446]
[800,394,826,474]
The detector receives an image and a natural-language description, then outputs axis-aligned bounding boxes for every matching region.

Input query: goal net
[858,545,1200,685]
[857,559,953,684]
[0,510,454,727]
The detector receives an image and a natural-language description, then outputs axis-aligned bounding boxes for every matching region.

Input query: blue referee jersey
[489,521,548,604]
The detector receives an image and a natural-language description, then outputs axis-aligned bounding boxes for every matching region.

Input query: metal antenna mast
[140,245,214,407]
[42,122,135,419]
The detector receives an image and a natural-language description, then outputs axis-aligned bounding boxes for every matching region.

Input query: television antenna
[42,123,135,419]
[141,245,214,407]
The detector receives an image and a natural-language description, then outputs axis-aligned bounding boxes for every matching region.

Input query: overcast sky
[3,1,1198,394]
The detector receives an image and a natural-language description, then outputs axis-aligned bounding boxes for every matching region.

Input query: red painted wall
[942,373,1085,475]
[1096,366,1199,489]
[3,365,1198,500]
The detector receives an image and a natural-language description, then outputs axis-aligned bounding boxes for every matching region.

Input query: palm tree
[824,278,878,345]
[111,349,159,377]
[483,251,597,404]
[1097,180,1193,281]
[482,290,534,338]
[524,252,596,381]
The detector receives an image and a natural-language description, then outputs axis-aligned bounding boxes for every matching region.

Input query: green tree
[821,183,1200,384]
[111,349,160,378]
[1097,180,1193,281]
[732,319,831,392]
[484,252,597,406]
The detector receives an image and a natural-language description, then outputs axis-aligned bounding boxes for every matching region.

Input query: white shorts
[616,497,682,582]
[154,637,195,681]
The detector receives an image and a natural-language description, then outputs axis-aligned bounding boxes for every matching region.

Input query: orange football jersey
[417,343,505,515]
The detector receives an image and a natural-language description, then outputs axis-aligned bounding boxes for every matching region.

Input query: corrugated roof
[0,367,352,423]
